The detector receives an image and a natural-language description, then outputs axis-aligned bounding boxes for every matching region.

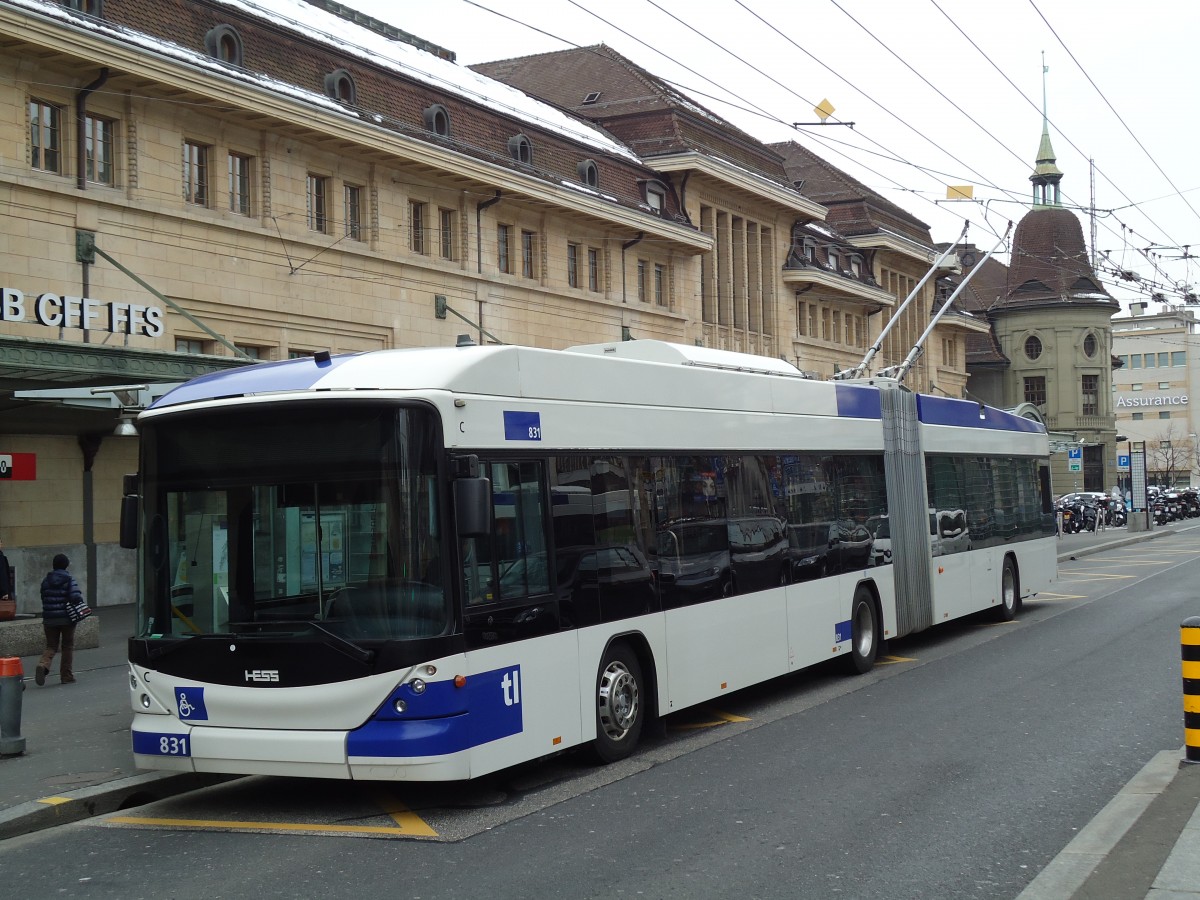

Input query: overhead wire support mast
[834,220,969,382]
[881,221,1014,385]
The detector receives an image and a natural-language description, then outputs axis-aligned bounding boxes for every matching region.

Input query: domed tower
[992,102,1119,493]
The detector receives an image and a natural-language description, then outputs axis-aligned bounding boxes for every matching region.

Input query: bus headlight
[140,694,152,709]
[130,673,138,690]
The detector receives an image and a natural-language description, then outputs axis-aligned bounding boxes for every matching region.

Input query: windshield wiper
[142,632,235,662]
[228,619,374,664]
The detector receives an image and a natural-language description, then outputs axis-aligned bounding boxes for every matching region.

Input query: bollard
[1183,618,1200,764]
[0,657,26,757]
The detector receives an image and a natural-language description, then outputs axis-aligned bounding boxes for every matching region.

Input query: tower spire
[1031,52,1063,208]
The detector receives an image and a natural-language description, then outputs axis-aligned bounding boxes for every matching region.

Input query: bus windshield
[135,401,447,643]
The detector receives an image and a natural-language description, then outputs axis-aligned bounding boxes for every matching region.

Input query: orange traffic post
[1183,618,1200,764]
[0,656,26,757]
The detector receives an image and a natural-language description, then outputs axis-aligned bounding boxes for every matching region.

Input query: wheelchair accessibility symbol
[174,686,208,721]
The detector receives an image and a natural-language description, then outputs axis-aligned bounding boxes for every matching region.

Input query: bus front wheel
[844,588,879,675]
[995,557,1020,622]
[592,641,645,763]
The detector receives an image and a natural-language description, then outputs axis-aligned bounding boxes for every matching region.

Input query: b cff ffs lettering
[1,287,164,337]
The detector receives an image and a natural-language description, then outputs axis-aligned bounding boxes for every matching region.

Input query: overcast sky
[345,0,1198,308]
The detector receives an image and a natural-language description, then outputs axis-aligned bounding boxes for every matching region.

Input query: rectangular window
[184,141,210,206]
[440,208,455,260]
[1131,355,1142,369]
[567,243,579,288]
[234,344,264,360]
[1159,411,1171,420]
[345,184,363,241]
[1144,353,1156,368]
[409,200,426,254]
[175,338,206,355]
[654,263,665,306]
[1159,382,1171,390]
[1118,355,1128,367]
[1081,374,1099,416]
[306,174,328,232]
[1024,376,1047,406]
[637,260,647,302]
[497,224,511,273]
[228,152,252,215]
[1132,412,1144,421]
[30,100,62,173]
[588,247,599,291]
[84,115,114,185]
[521,230,536,279]
[1132,383,1143,391]
[1158,352,1170,367]
[1173,351,1186,366]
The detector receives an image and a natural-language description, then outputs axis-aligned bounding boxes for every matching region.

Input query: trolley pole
[1183,618,1200,764]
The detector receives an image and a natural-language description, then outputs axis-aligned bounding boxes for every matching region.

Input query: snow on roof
[9,0,637,161]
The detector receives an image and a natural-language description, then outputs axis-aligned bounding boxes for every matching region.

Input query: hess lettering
[245,669,280,683]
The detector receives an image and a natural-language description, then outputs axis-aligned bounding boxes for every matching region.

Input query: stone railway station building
[0,0,998,608]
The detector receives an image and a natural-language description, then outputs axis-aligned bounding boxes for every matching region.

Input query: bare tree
[1149,423,1190,488]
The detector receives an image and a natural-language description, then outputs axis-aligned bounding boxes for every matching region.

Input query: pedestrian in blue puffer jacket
[36,554,83,686]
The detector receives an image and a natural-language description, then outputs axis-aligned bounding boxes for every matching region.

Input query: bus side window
[492,461,550,600]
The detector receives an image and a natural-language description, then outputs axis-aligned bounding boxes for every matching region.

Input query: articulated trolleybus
[123,339,1056,780]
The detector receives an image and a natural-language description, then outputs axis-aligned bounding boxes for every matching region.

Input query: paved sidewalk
[0,523,1197,900]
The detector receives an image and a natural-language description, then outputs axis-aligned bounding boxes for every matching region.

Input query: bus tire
[996,556,1020,622]
[844,587,879,675]
[592,641,645,763]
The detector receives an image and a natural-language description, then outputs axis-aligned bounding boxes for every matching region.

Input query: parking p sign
[1117,453,1130,472]
[1068,446,1083,473]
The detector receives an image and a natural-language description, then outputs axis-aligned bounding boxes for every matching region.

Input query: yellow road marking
[671,707,751,730]
[107,814,436,837]
[1057,572,1136,580]
[878,655,916,665]
[377,795,438,837]
[1032,592,1086,601]
[36,796,72,806]
[978,620,1020,627]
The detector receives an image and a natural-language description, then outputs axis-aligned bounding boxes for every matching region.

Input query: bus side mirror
[455,476,492,538]
[119,472,139,550]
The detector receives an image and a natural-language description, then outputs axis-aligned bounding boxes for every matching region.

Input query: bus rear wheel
[592,641,644,763]
[844,587,879,675]
[996,557,1020,622]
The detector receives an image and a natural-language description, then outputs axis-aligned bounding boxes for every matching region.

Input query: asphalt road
[1,531,1196,900]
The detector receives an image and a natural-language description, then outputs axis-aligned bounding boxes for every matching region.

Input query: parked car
[786,520,873,581]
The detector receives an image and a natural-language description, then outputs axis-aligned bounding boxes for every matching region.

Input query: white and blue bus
[123,340,1056,780]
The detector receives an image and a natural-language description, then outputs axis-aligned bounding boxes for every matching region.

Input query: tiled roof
[1005,207,1117,309]
[473,45,793,187]
[771,140,932,239]
[965,328,1010,367]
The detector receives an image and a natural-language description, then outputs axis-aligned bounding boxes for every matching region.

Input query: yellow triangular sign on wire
[813,98,836,121]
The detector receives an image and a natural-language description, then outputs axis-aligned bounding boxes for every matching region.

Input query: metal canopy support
[76,231,254,361]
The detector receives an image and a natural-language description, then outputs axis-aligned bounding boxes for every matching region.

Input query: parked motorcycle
[1107,499,1127,527]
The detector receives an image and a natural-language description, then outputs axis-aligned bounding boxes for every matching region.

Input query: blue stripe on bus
[916,395,1045,433]
[835,384,882,419]
[347,665,523,758]
[150,354,353,409]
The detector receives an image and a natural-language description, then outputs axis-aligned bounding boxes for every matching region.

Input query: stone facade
[0,0,976,606]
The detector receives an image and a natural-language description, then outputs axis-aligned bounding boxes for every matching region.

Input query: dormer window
[804,239,816,263]
[508,133,532,165]
[641,179,668,215]
[423,103,450,137]
[828,249,840,272]
[577,159,599,189]
[849,254,863,278]
[204,24,243,66]
[324,69,357,105]
[65,0,103,14]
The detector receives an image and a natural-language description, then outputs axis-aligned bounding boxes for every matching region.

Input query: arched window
[204,24,243,66]
[577,159,599,189]
[508,134,532,165]
[1025,335,1043,361]
[324,69,357,105]
[423,104,450,137]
